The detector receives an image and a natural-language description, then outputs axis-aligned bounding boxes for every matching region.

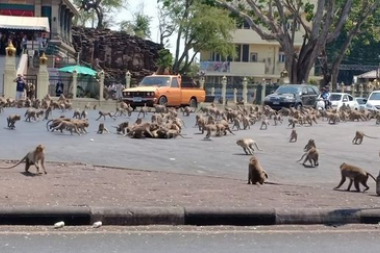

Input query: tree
[160,0,237,74]
[119,13,152,39]
[156,49,174,74]
[156,5,177,47]
[323,0,380,88]
[203,0,357,84]
[73,0,127,29]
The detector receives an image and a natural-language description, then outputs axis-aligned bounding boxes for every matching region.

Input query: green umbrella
[58,65,97,76]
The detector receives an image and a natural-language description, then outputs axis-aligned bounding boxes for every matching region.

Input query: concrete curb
[0,206,379,226]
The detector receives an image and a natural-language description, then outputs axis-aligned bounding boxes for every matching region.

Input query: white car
[365,91,380,112]
[355,97,368,111]
[328,92,359,110]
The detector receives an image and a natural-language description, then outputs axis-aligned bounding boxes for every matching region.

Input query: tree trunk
[95,7,103,29]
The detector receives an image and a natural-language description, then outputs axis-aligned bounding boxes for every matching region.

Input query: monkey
[164,129,192,139]
[182,106,193,117]
[0,144,47,174]
[97,123,109,134]
[46,117,71,131]
[273,113,283,126]
[288,118,299,129]
[297,147,319,167]
[73,108,81,119]
[352,130,378,145]
[248,156,268,185]
[115,107,127,117]
[127,122,155,138]
[236,138,263,155]
[80,110,87,119]
[289,129,297,143]
[95,110,116,121]
[260,118,269,130]
[52,121,81,136]
[6,114,21,129]
[84,102,91,110]
[74,120,89,134]
[328,113,340,124]
[43,106,53,120]
[303,139,316,152]
[112,121,129,135]
[334,163,376,192]
[137,104,149,118]
[93,104,97,110]
[24,108,38,122]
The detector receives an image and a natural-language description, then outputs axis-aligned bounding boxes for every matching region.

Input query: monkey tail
[364,134,378,139]
[254,142,263,151]
[179,133,192,139]
[368,173,377,182]
[296,153,307,163]
[0,156,27,170]
[46,119,54,131]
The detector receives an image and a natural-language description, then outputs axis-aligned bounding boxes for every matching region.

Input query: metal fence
[204,83,279,104]
[48,76,100,99]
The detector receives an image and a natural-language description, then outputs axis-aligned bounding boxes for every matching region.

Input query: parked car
[122,74,206,109]
[328,92,359,110]
[365,91,380,112]
[355,97,368,110]
[263,84,319,110]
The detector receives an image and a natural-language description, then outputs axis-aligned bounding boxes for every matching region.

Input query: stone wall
[71,26,164,85]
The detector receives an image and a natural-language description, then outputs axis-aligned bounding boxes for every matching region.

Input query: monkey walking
[248,156,268,185]
[0,144,47,174]
[5,115,21,129]
[236,138,263,155]
[303,139,316,152]
[95,110,116,121]
[297,148,319,167]
[334,163,376,192]
[352,130,377,145]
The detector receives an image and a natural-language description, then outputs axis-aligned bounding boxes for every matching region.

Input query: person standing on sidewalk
[14,74,26,100]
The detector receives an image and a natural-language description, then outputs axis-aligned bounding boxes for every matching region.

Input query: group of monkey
[1,94,380,194]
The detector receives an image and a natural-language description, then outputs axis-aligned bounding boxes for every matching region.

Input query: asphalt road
[0,108,379,184]
[0,225,379,253]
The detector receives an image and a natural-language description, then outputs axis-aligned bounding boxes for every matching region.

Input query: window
[234,45,241,62]
[306,87,316,95]
[242,45,249,62]
[348,95,354,101]
[250,53,258,62]
[278,52,286,63]
[211,52,221,62]
[343,95,349,102]
[171,78,179,88]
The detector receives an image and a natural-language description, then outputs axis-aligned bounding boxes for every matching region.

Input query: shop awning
[0,15,50,32]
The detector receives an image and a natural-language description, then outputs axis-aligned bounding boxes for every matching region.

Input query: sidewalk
[0,160,378,209]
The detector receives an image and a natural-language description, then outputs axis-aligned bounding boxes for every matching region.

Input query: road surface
[0,225,379,253]
[0,108,378,184]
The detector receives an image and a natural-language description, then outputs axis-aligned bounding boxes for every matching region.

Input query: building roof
[0,15,49,32]
[357,70,378,79]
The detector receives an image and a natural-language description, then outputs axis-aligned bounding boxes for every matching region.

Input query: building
[0,0,79,95]
[200,5,322,86]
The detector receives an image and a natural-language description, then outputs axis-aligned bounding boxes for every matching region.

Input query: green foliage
[156,49,174,69]
[119,13,152,39]
[159,0,237,73]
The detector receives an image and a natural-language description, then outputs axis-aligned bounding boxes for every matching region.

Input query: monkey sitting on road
[112,122,129,135]
[334,163,376,192]
[6,115,21,129]
[289,129,297,143]
[97,123,109,134]
[248,156,268,185]
[352,130,377,145]
[297,147,319,167]
[0,144,47,174]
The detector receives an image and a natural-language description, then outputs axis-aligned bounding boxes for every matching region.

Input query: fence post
[36,52,49,99]
[340,82,345,92]
[3,41,16,99]
[242,77,248,103]
[211,86,215,96]
[233,88,237,103]
[72,70,77,99]
[359,83,363,98]
[98,70,104,101]
[199,76,205,89]
[221,76,227,103]
[261,80,267,105]
[351,83,355,96]
[126,71,131,89]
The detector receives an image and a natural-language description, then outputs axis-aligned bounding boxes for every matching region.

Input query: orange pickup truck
[122,74,206,108]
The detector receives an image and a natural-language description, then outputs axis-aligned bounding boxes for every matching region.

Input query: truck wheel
[158,96,168,105]
[189,98,197,108]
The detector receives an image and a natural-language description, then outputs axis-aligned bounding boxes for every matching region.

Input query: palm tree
[119,12,152,39]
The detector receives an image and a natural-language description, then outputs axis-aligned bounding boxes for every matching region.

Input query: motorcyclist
[321,87,330,109]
